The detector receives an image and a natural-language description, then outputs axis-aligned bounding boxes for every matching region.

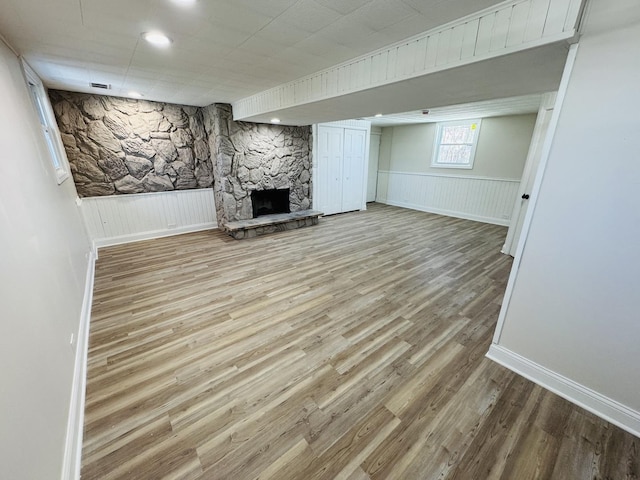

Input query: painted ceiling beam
[233,0,585,125]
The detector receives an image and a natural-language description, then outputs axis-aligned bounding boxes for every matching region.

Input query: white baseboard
[93,222,217,250]
[487,344,640,438]
[61,249,96,480]
[380,199,510,226]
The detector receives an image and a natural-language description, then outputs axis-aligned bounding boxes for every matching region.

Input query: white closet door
[316,126,343,215]
[342,128,366,212]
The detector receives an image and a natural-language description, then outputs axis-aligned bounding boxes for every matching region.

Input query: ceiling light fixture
[270,118,281,124]
[128,91,143,98]
[374,113,383,117]
[143,31,172,47]
[170,0,197,5]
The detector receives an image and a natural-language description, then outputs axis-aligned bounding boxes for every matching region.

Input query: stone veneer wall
[202,104,311,225]
[49,90,213,197]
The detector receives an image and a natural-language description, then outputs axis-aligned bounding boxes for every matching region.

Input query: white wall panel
[0,39,93,480]
[80,189,217,248]
[234,0,585,120]
[376,171,520,226]
[491,0,640,437]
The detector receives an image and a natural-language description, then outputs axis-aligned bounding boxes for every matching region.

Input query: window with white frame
[431,119,481,169]
[22,60,70,184]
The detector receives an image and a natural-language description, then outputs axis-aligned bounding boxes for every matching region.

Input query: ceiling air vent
[90,82,111,90]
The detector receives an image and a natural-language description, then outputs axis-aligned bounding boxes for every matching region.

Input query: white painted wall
[376,114,536,224]
[378,114,537,178]
[0,39,92,479]
[491,0,640,436]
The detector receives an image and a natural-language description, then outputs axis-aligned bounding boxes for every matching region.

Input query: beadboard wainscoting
[376,171,520,226]
[80,189,218,249]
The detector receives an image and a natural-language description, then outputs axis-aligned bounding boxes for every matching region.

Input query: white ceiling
[0,0,507,107]
[366,93,544,127]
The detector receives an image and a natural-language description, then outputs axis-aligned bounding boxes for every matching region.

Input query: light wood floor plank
[82,203,639,479]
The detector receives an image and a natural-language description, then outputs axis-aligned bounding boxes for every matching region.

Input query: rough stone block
[81,97,105,120]
[99,156,129,180]
[142,173,174,191]
[114,174,145,194]
[125,156,153,180]
[151,139,178,162]
[87,120,122,154]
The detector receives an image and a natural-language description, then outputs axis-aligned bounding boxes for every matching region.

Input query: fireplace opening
[251,188,290,218]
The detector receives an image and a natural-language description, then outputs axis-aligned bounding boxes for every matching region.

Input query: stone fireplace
[202,103,312,226]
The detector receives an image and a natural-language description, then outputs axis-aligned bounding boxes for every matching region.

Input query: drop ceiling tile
[218,0,300,19]
[12,0,82,23]
[270,47,330,72]
[401,0,504,23]
[200,2,275,34]
[313,0,374,15]
[293,33,357,60]
[252,21,314,46]
[375,13,441,40]
[349,0,419,32]
[317,18,379,49]
[191,27,255,50]
[79,0,153,23]
[231,36,294,57]
[274,0,343,34]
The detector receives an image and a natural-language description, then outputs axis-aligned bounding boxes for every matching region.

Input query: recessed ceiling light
[128,91,143,98]
[270,118,281,124]
[374,113,383,117]
[143,31,172,47]
[170,0,197,5]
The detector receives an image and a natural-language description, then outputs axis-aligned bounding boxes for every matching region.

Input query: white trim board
[382,199,511,226]
[487,344,640,438]
[377,170,521,183]
[93,222,217,250]
[61,250,96,480]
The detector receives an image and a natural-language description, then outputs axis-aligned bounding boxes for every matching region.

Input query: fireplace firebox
[251,188,290,218]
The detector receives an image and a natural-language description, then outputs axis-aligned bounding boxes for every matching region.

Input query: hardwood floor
[83,203,638,480]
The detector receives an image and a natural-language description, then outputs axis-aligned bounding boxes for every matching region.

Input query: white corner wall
[490,0,640,437]
[0,39,93,479]
[376,115,536,225]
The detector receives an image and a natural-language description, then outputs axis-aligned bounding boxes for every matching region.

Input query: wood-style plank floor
[83,203,638,480]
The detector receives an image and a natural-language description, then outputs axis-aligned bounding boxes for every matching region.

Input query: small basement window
[22,60,70,184]
[431,119,481,169]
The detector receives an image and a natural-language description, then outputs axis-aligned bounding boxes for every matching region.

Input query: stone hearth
[223,209,323,239]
